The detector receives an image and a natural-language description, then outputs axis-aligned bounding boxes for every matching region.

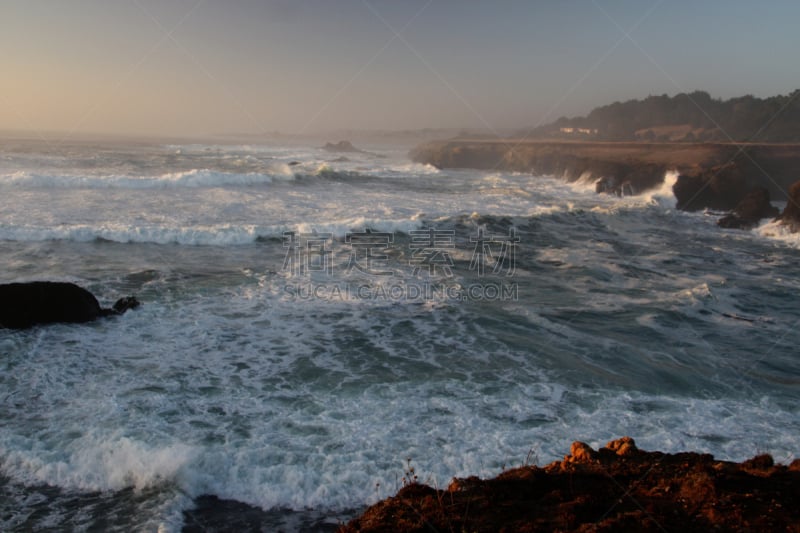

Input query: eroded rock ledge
[341,437,800,532]
[410,139,800,213]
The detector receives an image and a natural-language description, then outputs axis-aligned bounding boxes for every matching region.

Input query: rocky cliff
[410,139,800,212]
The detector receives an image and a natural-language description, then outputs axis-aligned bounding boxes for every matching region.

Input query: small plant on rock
[401,457,419,487]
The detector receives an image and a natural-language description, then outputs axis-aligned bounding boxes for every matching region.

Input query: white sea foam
[640,169,679,208]
[754,218,800,248]
[0,223,269,245]
[293,216,425,237]
[0,168,294,189]
[378,162,442,177]
[569,170,601,192]
[0,216,428,245]
[1,267,798,528]
[2,351,797,513]
[0,434,195,492]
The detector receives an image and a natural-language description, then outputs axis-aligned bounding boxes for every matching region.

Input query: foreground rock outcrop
[410,139,800,211]
[0,281,140,329]
[341,437,800,532]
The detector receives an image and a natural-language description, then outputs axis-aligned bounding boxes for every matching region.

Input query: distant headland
[410,91,800,230]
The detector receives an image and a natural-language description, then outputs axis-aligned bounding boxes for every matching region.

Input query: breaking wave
[0,217,426,245]
[0,168,296,189]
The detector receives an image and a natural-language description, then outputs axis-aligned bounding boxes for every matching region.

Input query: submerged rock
[718,186,780,229]
[0,281,140,329]
[341,437,800,532]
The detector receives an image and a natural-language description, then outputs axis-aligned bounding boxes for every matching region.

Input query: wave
[0,217,426,245]
[568,170,601,193]
[3,385,796,515]
[0,161,440,191]
[0,433,195,493]
[307,161,442,182]
[639,169,679,208]
[753,218,800,248]
[0,199,687,246]
[376,161,442,177]
[0,167,297,189]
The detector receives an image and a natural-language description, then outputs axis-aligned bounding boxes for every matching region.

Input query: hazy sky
[2,0,799,138]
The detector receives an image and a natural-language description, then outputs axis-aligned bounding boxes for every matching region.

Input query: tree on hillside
[524,91,800,142]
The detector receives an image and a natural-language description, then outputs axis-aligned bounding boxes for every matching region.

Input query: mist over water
[1,141,799,531]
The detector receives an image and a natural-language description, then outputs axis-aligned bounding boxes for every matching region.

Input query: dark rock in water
[0,281,140,329]
[594,175,618,195]
[718,187,780,229]
[322,140,363,153]
[287,161,302,166]
[595,175,636,196]
[592,164,665,197]
[111,296,140,314]
[674,163,749,211]
[777,180,800,232]
[182,495,348,533]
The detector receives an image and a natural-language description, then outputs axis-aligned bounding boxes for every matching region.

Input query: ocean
[1,138,799,531]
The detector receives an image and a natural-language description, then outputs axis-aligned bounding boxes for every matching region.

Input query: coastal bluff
[410,139,800,211]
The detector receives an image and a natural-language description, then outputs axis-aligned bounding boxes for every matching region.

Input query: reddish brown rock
[565,441,598,464]
[340,438,800,533]
[604,435,638,456]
